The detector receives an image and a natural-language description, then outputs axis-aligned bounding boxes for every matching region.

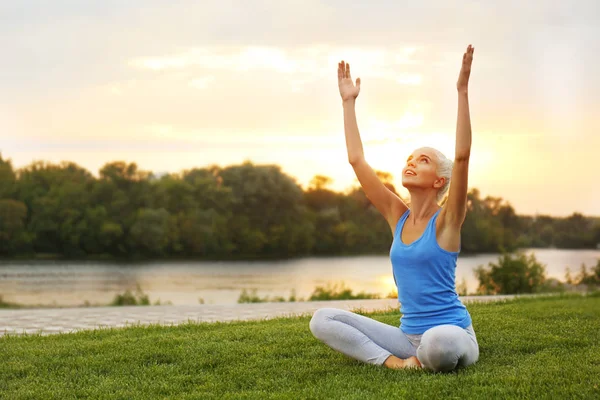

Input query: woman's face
[401,147,443,190]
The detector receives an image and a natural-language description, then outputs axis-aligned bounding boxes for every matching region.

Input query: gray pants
[309,308,479,372]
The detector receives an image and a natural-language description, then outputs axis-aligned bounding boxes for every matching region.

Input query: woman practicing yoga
[310,45,478,372]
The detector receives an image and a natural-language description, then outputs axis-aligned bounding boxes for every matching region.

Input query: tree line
[0,154,599,260]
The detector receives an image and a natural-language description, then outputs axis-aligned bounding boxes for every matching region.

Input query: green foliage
[475,251,547,295]
[287,289,297,302]
[568,259,600,286]
[456,277,469,296]
[237,289,265,303]
[1,296,599,399]
[0,153,598,260]
[129,208,171,256]
[237,289,299,304]
[0,295,23,309]
[110,285,151,306]
[0,289,172,309]
[308,282,381,301]
[237,285,382,303]
[0,199,31,254]
[460,189,520,253]
[0,155,17,199]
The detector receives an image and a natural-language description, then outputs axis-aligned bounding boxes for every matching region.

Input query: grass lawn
[1,294,599,399]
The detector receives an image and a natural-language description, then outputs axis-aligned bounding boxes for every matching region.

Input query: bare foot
[383,355,422,369]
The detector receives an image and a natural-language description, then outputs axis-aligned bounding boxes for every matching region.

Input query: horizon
[3,1,599,217]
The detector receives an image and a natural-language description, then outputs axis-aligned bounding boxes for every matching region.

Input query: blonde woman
[310,45,478,372]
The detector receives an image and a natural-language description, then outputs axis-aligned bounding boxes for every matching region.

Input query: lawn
[1,294,599,399]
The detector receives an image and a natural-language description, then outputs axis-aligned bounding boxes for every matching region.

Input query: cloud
[139,124,340,147]
[129,45,424,85]
[363,111,425,143]
[110,86,123,96]
[395,74,422,85]
[129,47,298,72]
[189,76,216,89]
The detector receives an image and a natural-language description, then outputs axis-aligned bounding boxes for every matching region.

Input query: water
[0,249,598,307]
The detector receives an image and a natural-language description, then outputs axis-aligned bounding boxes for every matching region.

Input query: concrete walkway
[0,295,522,337]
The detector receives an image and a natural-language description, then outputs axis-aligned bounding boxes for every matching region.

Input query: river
[1,248,598,307]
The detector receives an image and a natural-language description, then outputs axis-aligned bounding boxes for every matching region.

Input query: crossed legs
[309,308,479,372]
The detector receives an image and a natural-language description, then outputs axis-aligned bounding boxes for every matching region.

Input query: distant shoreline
[1,246,599,264]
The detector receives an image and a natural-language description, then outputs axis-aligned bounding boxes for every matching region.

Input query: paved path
[0,295,522,337]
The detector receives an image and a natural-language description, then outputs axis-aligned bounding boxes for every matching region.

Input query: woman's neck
[408,191,440,223]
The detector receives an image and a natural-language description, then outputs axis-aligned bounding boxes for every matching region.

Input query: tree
[129,208,171,256]
[308,175,333,191]
[1,155,598,260]
[0,154,16,199]
[0,199,31,254]
[554,213,594,249]
[15,161,94,255]
[218,161,313,257]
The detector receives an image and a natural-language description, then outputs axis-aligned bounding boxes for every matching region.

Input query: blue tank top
[389,208,472,334]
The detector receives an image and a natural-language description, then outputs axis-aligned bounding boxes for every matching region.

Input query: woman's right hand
[338,60,361,102]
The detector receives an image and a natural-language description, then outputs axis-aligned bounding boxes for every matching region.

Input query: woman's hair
[431,148,453,203]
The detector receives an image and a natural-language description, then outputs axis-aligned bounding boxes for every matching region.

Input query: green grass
[1,294,599,399]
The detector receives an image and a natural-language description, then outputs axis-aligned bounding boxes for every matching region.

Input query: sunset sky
[2,1,599,216]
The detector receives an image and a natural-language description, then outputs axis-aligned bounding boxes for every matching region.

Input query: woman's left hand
[456,45,474,94]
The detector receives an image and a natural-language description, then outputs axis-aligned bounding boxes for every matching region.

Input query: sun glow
[379,275,397,296]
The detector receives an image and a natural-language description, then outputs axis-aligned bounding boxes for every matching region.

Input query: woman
[309,45,478,372]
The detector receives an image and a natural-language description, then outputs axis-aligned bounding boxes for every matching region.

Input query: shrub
[237,289,299,304]
[110,284,151,306]
[308,282,380,301]
[475,251,547,295]
[237,289,265,303]
[566,259,600,287]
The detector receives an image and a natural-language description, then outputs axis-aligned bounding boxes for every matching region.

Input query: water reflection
[0,249,598,307]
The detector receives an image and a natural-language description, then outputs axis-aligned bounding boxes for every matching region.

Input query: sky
[2,0,599,217]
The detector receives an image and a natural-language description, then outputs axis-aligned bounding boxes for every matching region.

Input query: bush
[237,289,266,303]
[308,282,380,301]
[237,289,299,304]
[566,259,600,287]
[456,277,468,296]
[475,251,547,295]
[576,260,600,285]
[110,284,151,306]
[237,284,381,303]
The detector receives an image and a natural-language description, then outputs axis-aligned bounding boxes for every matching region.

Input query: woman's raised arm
[443,45,475,227]
[338,61,408,232]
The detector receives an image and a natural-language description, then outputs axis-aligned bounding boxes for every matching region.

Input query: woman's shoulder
[434,206,461,253]
[388,204,411,236]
